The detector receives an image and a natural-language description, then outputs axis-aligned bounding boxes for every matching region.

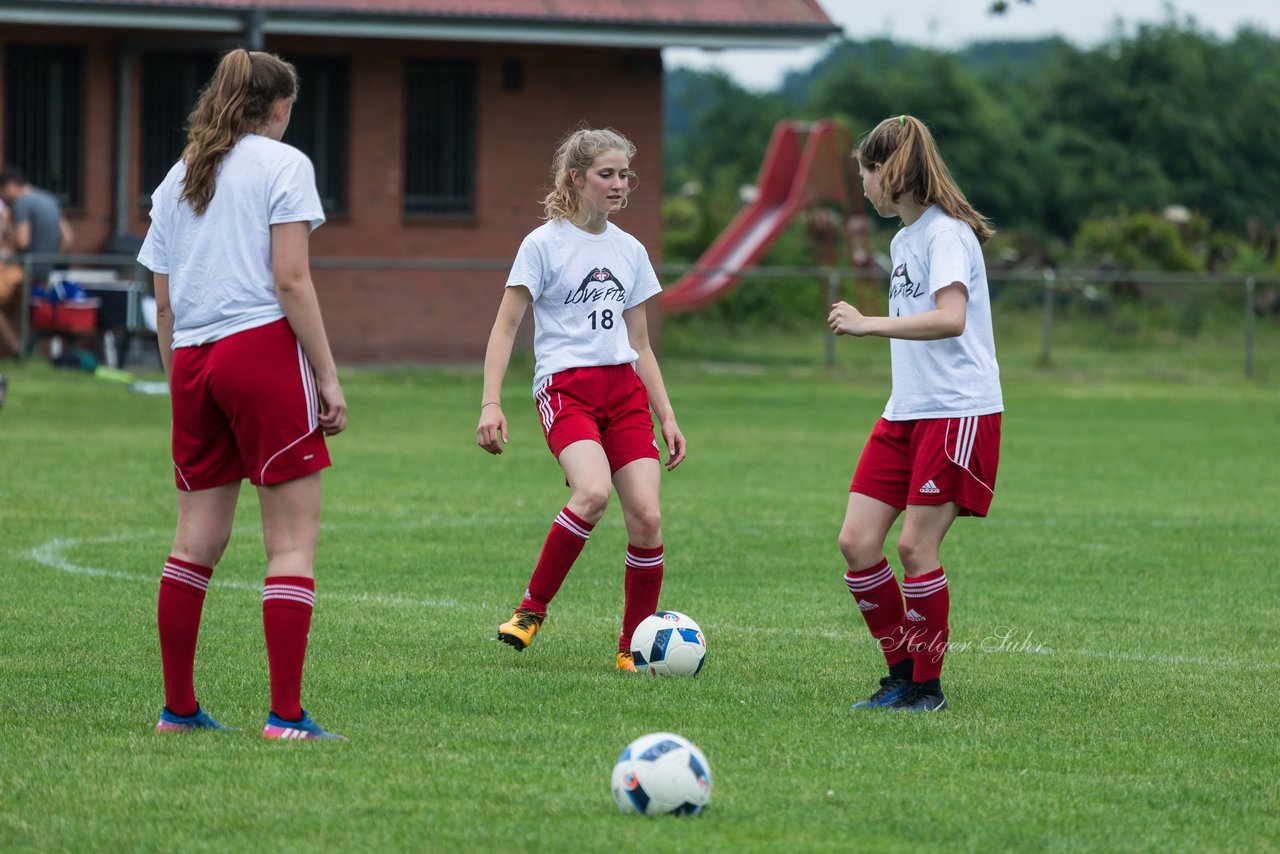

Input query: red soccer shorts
[535,363,660,473]
[170,318,330,490]
[850,413,1002,517]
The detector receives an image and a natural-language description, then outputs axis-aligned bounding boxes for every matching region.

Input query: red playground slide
[660,120,870,313]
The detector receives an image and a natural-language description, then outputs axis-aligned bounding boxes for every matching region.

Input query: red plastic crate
[32,298,101,333]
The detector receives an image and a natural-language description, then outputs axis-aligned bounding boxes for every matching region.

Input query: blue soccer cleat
[155,706,234,733]
[851,677,915,709]
[888,684,948,713]
[262,709,344,740]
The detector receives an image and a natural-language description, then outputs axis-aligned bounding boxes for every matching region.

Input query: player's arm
[11,218,30,251]
[59,217,73,252]
[828,283,967,340]
[271,220,346,435]
[477,286,531,455]
[153,273,175,379]
[626,300,686,471]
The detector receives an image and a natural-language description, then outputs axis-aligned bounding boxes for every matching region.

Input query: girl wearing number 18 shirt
[476,127,686,671]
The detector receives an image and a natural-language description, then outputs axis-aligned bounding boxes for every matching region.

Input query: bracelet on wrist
[481,401,502,408]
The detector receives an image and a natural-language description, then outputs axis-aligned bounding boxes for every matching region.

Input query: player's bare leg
[156,481,240,732]
[889,501,960,713]
[613,457,664,664]
[839,492,917,709]
[500,441,611,650]
[256,473,341,739]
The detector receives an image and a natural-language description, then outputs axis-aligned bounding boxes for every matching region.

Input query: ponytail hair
[854,115,995,245]
[541,126,637,221]
[180,49,298,215]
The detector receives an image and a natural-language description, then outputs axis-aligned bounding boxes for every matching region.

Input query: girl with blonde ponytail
[138,48,346,740]
[829,115,1005,713]
[477,126,685,672]
[540,127,637,221]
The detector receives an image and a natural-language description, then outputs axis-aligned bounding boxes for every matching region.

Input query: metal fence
[651,263,1277,376]
[10,253,1277,377]
[997,268,1275,378]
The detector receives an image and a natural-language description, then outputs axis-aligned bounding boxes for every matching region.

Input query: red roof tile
[35,0,836,28]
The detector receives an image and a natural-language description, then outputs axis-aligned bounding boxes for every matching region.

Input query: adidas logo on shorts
[919,479,940,494]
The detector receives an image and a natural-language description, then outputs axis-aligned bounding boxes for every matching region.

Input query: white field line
[26,531,462,609]
[22,533,1280,671]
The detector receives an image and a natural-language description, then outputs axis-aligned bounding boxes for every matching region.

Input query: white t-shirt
[883,205,1003,420]
[506,219,662,393]
[137,134,325,348]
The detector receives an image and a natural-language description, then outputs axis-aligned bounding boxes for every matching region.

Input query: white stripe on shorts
[946,416,995,496]
[296,341,319,432]
[535,375,557,433]
[948,416,976,469]
[259,344,320,482]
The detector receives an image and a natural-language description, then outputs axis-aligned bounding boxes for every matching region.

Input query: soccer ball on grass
[630,610,706,676]
[611,731,712,816]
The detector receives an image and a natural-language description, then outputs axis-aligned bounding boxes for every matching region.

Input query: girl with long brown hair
[829,115,1004,713]
[138,48,346,739]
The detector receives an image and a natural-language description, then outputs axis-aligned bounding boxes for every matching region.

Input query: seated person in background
[0,168,75,358]
[0,198,25,357]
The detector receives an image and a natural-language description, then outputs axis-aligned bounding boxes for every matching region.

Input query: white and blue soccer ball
[630,611,706,676]
[611,731,712,816]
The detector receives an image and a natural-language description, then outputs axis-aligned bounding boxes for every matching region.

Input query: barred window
[404,60,477,216]
[140,53,216,206]
[283,56,350,213]
[4,45,84,207]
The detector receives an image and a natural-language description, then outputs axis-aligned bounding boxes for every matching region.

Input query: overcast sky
[664,0,1280,90]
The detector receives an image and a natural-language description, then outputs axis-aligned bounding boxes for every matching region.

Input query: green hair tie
[899,115,906,126]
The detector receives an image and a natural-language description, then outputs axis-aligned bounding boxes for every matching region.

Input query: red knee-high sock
[903,567,950,682]
[262,576,315,722]
[845,557,909,669]
[620,545,664,652]
[158,556,213,717]
[519,507,594,614]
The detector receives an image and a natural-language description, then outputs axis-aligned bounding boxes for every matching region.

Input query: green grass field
[1,316,1278,851]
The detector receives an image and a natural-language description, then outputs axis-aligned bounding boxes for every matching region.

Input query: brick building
[0,1,836,361]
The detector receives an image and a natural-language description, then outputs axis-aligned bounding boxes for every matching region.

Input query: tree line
[663,19,1280,276]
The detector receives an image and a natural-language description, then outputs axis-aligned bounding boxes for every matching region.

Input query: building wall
[282,38,665,363]
[1,31,664,363]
